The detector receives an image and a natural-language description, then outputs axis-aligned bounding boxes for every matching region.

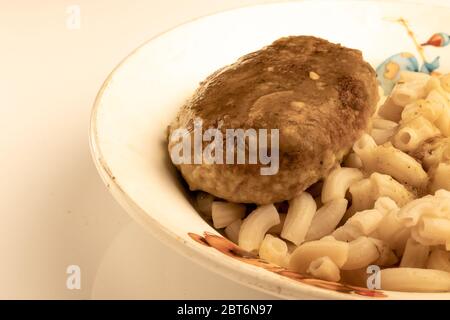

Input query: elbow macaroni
[307,256,341,282]
[281,192,317,245]
[321,167,363,203]
[238,204,280,252]
[199,72,450,292]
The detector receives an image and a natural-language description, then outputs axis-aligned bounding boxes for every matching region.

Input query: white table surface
[0,0,283,299]
[0,0,446,299]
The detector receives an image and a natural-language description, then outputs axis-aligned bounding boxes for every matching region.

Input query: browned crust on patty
[168,36,379,204]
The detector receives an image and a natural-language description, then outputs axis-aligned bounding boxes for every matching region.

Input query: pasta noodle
[393,116,440,152]
[239,204,280,252]
[305,198,348,241]
[380,268,450,292]
[259,234,289,268]
[371,128,396,145]
[289,239,349,274]
[427,249,450,273]
[321,167,363,203]
[390,228,411,257]
[371,118,398,145]
[307,256,341,282]
[390,77,429,106]
[354,135,428,188]
[342,237,380,270]
[440,73,450,92]
[211,202,246,228]
[397,190,450,227]
[372,118,399,130]
[346,178,375,218]
[224,219,242,244]
[343,152,362,168]
[401,98,442,124]
[332,225,362,242]
[378,96,404,122]
[400,238,430,268]
[429,162,450,193]
[436,106,450,137]
[370,173,415,207]
[281,192,316,245]
[416,217,450,244]
[371,238,399,267]
[413,136,450,171]
[399,70,431,83]
[374,206,403,244]
[373,196,399,215]
[346,209,384,236]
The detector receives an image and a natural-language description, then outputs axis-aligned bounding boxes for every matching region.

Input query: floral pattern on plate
[189,232,387,298]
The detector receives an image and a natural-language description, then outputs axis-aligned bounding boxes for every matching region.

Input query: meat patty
[168,36,379,204]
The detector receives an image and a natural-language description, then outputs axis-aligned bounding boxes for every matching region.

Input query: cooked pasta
[199,72,450,293]
[374,205,404,244]
[343,152,362,168]
[440,73,450,92]
[371,118,398,145]
[436,106,450,137]
[380,268,450,292]
[429,162,450,193]
[371,238,399,267]
[354,135,428,188]
[321,167,363,203]
[390,229,411,257]
[346,209,384,236]
[305,198,348,241]
[400,238,430,268]
[370,173,415,207]
[393,116,440,152]
[372,118,399,130]
[373,196,399,215]
[427,249,450,273]
[342,237,380,270]
[238,204,280,252]
[307,256,341,282]
[289,239,349,274]
[332,224,362,242]
[397,190,450,227]
[371,128,396,145]
[259,234,289,268]
[378,96,404,122]
[225,219,242,244]
[347,178,375,214]
[211,201,246,228]
[416,217,450,244]
[281,192,317,245]
[413,136,450,171]
[399,70,431,83]
[390,77,429,106]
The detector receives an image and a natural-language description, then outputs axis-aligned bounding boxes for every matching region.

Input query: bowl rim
[89,0,450,299]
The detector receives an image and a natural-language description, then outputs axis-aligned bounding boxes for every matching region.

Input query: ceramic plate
[90,1,450,299]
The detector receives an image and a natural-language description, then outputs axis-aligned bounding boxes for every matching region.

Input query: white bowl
[90,0,450,299]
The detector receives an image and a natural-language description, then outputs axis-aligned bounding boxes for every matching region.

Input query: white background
[0,0,446,299]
